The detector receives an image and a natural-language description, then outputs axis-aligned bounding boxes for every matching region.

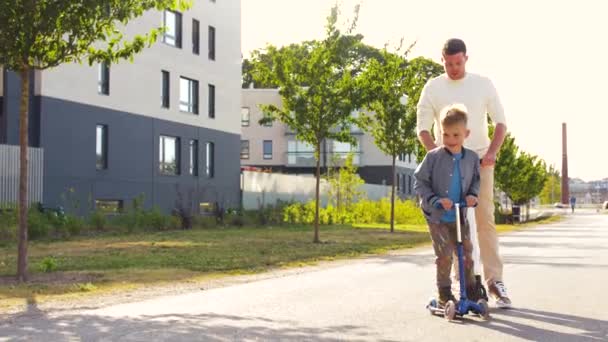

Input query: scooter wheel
[427,298,438,315]
[477,299,490,320]
[444,300,456,321]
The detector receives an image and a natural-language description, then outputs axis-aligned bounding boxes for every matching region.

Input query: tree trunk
[390,154,396,233]
[17,68,30,282]
[314,143,321,243]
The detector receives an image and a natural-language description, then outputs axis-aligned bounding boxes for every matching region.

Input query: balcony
[286,151,361,167]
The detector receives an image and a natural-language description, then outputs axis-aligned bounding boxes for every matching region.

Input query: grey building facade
[0,1,242,215]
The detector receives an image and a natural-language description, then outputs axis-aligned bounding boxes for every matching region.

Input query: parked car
[553,202,566,209]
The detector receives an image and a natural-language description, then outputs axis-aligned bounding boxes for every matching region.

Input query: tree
[326,153,364,211]
[358,45,417,232]
[252,5,365,243]
[539,165,561,204]
[244,37,383,89]
[495,133,548,219]
[0,0,190,281]
[401,57,444,163]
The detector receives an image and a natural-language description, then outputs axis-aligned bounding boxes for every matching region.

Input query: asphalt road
[2,212,607,341]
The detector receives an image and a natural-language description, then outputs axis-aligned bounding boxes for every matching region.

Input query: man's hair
[441,105,468,127]
[442,38,467,56]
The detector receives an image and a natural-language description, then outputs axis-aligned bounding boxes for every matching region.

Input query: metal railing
[0,144,44,206]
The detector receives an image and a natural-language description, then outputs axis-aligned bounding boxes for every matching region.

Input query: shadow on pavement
[475,307,608,342]
[0,298,397,342]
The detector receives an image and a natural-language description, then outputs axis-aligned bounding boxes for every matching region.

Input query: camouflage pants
[428,221,475,288]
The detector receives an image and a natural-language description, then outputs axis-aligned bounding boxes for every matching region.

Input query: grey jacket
[414,147,481,223]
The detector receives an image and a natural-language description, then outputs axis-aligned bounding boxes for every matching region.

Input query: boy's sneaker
[489,281,512,309]
[438,286,457,307]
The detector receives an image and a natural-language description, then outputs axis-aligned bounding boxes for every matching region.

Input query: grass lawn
[0,216,561,311]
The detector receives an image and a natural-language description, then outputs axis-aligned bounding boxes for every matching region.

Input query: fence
[0,144,44,206]
[242,171,392,210]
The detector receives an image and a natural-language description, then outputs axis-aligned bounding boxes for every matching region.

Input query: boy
[414,105,481,306]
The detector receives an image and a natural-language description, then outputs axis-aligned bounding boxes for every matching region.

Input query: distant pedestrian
[570,196,576,213]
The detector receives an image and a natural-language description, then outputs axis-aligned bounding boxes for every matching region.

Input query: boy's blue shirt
[441,152,462,222]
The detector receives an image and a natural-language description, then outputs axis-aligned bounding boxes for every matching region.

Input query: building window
[241,107,250,126]
[96,124,108,170]
[396,174,401,191]
[408,175,412,194]
[98,62,110,95]
[263,140,273,160]
[192,19,200,55]
[240,140,250,159]
[180,77,199,114]
[205,142,214,178]
[208,26,216,60]
[161,70,170,108]
[95,200,123,214]
[208,84,215,118]
[189,139,198,176]
[160,135,180,175]
[163,10,182,48]
[200,202,217,215]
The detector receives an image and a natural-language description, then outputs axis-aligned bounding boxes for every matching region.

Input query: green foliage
[282,199,425,225]
[539,165,562,204]
[250,5,369,241]
[0,0,191,71]
[39,257,58,273]
[403,57,444,163]
[326,153,365,211]
[89,210,107,231]
[0,207,18,243]
[495,133,549,205]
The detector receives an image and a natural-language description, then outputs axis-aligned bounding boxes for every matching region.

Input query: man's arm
[481,123,507,167]
[482,78,507,167]
[416,82,437,152]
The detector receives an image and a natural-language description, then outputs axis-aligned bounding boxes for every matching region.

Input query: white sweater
[416,72,506,154]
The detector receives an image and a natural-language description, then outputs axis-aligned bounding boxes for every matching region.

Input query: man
[416,38,511,308]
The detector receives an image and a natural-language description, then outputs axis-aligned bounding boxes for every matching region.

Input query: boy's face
[441,122,470,152]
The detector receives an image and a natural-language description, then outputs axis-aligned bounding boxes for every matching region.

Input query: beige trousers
[454,166,504,285]
[476,166,503,284]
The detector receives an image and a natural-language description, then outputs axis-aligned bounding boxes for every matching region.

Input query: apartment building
[0,0,242,214]
[241,89,418,197]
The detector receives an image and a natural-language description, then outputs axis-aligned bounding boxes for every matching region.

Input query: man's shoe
[489,280,512,309]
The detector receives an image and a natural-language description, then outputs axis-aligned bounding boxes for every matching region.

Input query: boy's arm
[414,153,441,207]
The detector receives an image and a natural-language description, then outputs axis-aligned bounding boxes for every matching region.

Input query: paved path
[2,213,607,341]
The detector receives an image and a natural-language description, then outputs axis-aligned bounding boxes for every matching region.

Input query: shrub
[39,257,58,273]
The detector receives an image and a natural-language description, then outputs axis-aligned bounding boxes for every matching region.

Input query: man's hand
[439,198,453,210]
[418,131,438,151]
[465,195,478,207]
[481,151,497,168]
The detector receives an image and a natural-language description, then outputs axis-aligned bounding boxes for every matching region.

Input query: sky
[241,0,608,181]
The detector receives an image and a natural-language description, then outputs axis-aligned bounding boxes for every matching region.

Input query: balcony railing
[286,151,361,167]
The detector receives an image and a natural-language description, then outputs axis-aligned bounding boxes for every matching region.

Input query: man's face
[441,122,469,152]
[442,52,468,80]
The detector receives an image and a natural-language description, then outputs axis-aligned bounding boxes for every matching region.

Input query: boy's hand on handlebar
[439,198,453,210]
[465,195,478,207]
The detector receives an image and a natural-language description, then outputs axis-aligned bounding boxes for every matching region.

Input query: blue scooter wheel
[477,299,490,320]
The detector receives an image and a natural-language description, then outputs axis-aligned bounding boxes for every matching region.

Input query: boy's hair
[441,105,468,127]
[442,38,467,56]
